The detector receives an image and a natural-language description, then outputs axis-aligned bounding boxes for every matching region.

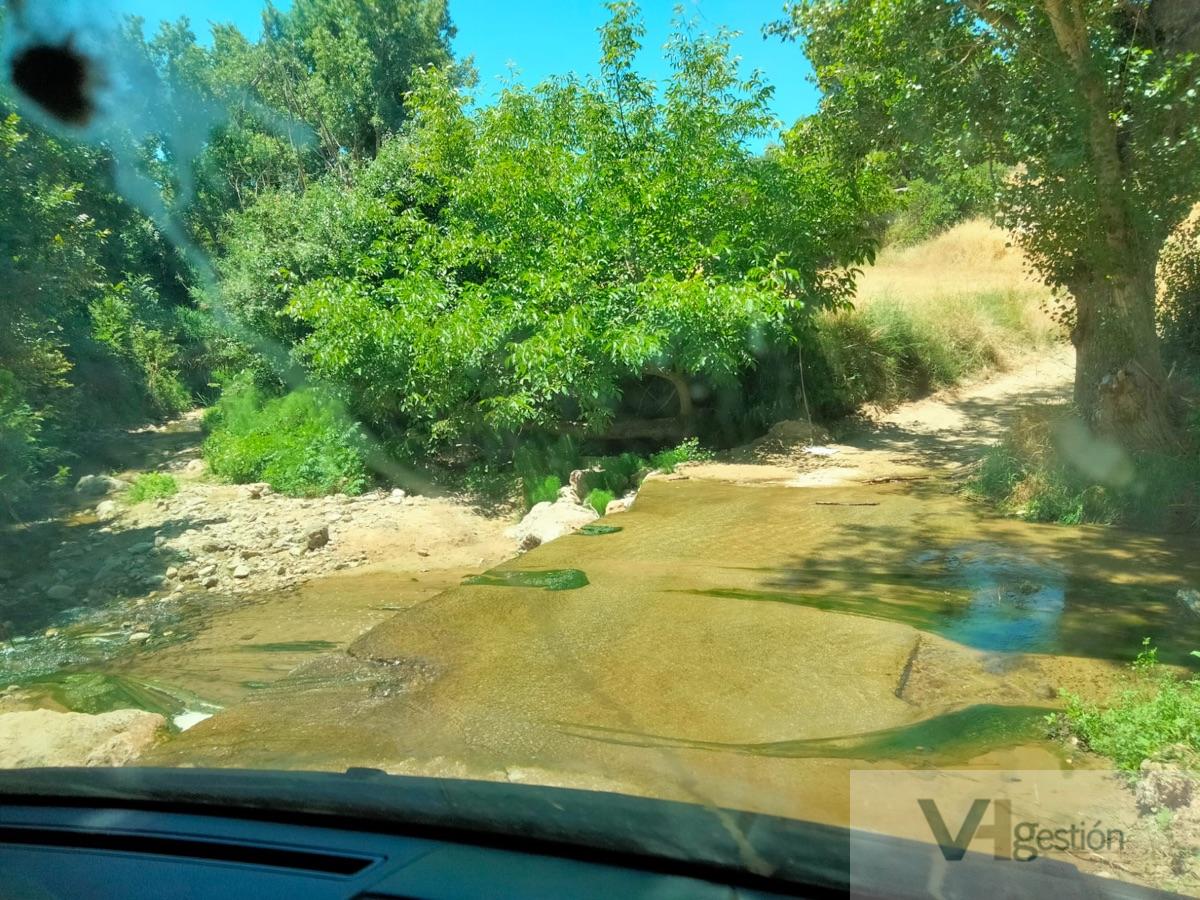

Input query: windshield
[2,0,1200,894]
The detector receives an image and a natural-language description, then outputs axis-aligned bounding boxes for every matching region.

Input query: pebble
[127,631,151,643]
[233,565,251,579]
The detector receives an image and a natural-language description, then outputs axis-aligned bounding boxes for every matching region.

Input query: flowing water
[6,474,1200,826]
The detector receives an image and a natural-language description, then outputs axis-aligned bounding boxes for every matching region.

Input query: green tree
[220,3,881,466]
[774,0,1200,449]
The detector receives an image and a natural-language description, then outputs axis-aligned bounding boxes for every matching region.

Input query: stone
[244,482,274,500]
[74,474,127,497]
[232,565,251,579]
[95,499,119,522]
[142,575,167,589]
[202,576,219,589]
[165,566,179,578]
[197,563,217,578]
[184,459,207,475]
[127,631,151,643]
[0,708,166,767]
[45,584,74,602]
[506,498,598,548]
[389,488,407,503]
[605,498,629,516]
[128,542,155,555]
[300,524,330,552]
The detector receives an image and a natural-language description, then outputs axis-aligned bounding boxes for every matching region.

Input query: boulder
[0,708,166,768]
[45,584,75,602]
[300,524,330,552]
[95,499,119,522]
[605,498,629,515]
[506,498,598,548]
[389,488,408,503]
[765,418,833,445]
[183,459,207,475]
[75,474,127,497]
[243,482,273,500]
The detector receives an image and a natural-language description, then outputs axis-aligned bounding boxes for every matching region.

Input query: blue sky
[112,1,818,139]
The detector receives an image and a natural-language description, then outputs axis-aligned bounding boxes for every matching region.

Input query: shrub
[1158,210,1200,369]
[125,472,179,504]
[0,369,43,510]
[89,279,191,418]
[522,474,562,508]
[649,438,713,473]
[584,488,616,517]
[203,378,370,497]
[1058,641,1200,772]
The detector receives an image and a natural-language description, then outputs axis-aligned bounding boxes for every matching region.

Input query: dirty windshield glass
[2,0,1200,893]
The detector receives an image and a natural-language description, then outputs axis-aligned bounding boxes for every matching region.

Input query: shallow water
[10,475,1200,820]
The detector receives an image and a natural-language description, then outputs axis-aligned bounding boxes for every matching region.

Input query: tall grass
[812,288,1056,411]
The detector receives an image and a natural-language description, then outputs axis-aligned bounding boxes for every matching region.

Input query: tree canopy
[776,0,1200,447]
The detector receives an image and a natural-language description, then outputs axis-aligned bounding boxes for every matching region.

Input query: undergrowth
[124,472,178,504]
[969,406,1200,531]
[1056,640,1200,772]
[202,376,370,497]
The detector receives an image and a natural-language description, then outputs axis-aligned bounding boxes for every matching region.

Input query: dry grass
[855,219,1048,306]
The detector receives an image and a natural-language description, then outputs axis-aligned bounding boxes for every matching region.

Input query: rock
[128,542,155,555]
[127,631,151,643]
[165,566,179,578]
[0,708,166,768]
[1178,589,1200,617]
[244,482,273,500]
[506,499,598,548]
[605,498,629,515]
[519,533,542,552]
[45,584,75,602]
[74,474,127,497]
[389,488,407,503]
[95,499,119,522]
[568,468,609,503]
[202,576,219,589]
[300,524,330,552]
[142,575,167,589]
[1136,760,1195,813]
[184,459,207,475]
[232,565,251,579]
[197,563,217,578]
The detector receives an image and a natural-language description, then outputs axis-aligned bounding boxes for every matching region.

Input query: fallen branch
[815,501,880,507]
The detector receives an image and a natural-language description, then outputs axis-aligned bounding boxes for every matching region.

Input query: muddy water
[137,475,1200,829]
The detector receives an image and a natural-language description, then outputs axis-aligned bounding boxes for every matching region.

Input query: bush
[203,378,371,497]
[584,488,616,517]
[89,279,191,418]
[523,474,562,507]
[649,438,713,473]
[0,369,43,510]
[1158,211,1200,369]
[1058,641,1200,772]
[969,406,1200,531]
[125,472,179,504]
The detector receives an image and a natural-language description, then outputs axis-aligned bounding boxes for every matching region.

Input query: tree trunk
[1044,0,1178,451]
[645,367,695,433]
[1070,269,1177,451]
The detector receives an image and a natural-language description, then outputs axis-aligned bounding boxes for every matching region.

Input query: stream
[4,456,1200,829]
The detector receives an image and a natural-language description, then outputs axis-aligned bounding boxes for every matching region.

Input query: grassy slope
[812,220,1059,412]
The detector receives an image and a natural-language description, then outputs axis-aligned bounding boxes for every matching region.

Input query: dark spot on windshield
[11,43,93,126]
